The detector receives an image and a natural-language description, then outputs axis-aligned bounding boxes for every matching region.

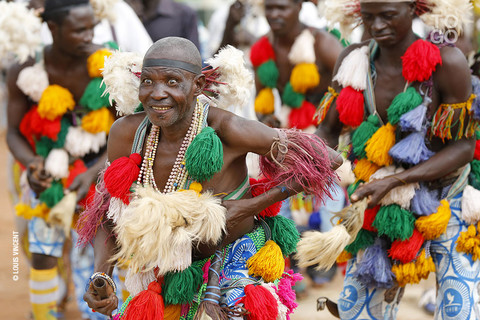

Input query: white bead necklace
[137,100,204,193]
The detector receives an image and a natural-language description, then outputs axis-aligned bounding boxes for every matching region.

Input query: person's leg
[431,195,480,320]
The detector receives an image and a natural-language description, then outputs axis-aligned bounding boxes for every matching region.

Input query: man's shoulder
[110,112,147,140]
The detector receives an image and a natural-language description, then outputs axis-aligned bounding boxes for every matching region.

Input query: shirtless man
[315,0,479,318]
[82,37,341,318]
[7,1,113,318]
[252,0,342,129]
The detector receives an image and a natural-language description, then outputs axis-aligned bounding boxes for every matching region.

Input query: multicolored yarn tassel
[247,240,284,283]
[415,199,451,240]
[387,87,423,125]
[351,114,380,158]
[353,239,394,288]
[365,123,396,167]
[431,94,476,141]
[315,87,338,124]
[265,216,300,256]
[388,228,424,264]
[336,86,365,128]
[104,153,142,204]
[401,39,442,83]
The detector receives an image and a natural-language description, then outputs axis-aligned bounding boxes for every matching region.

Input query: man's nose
[151,83,168,100]
[371,16,387,32]
[83,29,94,43]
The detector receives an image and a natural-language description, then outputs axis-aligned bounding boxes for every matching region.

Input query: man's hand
[27,156,52,195]
[83,281,118,316]
[227,0,246,28]
[223,198,257,231]
[351,176,397,208]
[67,169,97,201]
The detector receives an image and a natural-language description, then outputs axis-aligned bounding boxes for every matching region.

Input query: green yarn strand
[163,263,204,305]
[185,126,223,182]
[469,159,480,189]
[79,78,111,111]
[351,115,381,158]
[282,82,304,108]
[39,181,65,208]
[347,180,363,198]
[373,204,415,241]
[345,229,376,255]
[258,60,279,88]
[265,215,300,256]
[387,87,423,125]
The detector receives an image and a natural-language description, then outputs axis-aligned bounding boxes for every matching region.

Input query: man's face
[361,2,415,47]
[265,0,302,36]
[54,5,95,56]
[139,65,200,128]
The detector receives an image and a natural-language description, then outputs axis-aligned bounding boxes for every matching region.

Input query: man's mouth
[152,106,172,111]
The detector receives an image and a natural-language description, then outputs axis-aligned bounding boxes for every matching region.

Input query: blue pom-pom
[471,75,480,121]
[411,183,441,216]
[399,99,429,132]
[389,129,435,165]
[353,239,394,288]
[308,211,321,229]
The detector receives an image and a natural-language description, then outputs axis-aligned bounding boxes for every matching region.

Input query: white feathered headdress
[90,0,119,23]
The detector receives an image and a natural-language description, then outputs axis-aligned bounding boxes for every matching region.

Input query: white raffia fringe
[461,185,480,224]
[335,198,367,239]
[333,45,369,90]
[47,192,77,236]
[102,51,143,116]
[107,196,128,224]
[324,0,361,39]
[205,45,254,110]
[64,127,107,158]
[124,268,156,297]
[296,225,352,270]
[112,187,226,274]
[370,166,419,209]
[0,2,42,64]
[16,63,49,102]
[45,148,70,180]
[261,283,288,320]
[421,0,472,35]
[90,0,119,23]
[288,29,316,65]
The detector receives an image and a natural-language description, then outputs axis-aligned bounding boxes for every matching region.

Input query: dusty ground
[0,131,434,319]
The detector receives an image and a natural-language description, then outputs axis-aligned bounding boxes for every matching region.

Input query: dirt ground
[0,131,434,319]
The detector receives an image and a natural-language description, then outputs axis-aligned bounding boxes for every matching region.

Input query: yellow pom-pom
[247,240,284,282]
[365,122,396,166]
[16,202,50,220]
[81,107,115,134]
[38,85,75,120]
[336,250,352,264]
[456,224,480,259]
[353,158,380,182]
[416,199,451,240]
[254,88,275,114]
[415,249,435,280]
[164,304,182,320]
[87,48,112,78]
[392,262,419,287]
[290,63,320,94]
[188,182,203,194]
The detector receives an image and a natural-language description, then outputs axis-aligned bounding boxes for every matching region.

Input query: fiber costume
[77,45,337,319]
[302,1,480,318]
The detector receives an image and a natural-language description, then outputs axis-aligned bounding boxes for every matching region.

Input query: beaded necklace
[137,99,204,193]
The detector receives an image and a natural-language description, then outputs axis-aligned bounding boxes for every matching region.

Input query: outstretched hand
[350,176,397,208]
[67,169,97,201]
[27,156,52,195]
[83,281,118,316]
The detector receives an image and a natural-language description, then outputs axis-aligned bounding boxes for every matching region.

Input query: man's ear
[193,73,206,96]
[47,20,58,35]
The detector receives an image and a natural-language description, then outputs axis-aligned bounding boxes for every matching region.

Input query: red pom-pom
[20,106,62,144]
[123,281,164,320]
[402,39,442,83]
[388,228,424,264]
[79,184,97,208]
[240,284,278,320]
[363,205,379,232]
[336,86,365,128]
[104,153,142,204]
[250,178,282,218]
[250,37,276,68]
[474,140,480,161]
[288,101,316,130]
[66,160,88,188]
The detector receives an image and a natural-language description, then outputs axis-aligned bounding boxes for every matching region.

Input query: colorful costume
[315,37,480,319]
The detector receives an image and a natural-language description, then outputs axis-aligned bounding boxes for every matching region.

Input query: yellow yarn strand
[392,262,420,287]
[254,88,275,114]
[246,240,284,283]
[87,48,112,78]
[336,250,352,264]
[415,199,451,240]
[38,85,75,121]
[81,107,115,134]
[290,63,320,94]
[164,304,182,320]
[365,122,396,167]
[353,158,380,182]
[456,224,480,260]
[415,249,435,280]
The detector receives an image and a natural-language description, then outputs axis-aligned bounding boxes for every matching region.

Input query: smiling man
[313,0,480,319]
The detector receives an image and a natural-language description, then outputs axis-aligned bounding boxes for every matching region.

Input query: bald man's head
[143,37,202,74]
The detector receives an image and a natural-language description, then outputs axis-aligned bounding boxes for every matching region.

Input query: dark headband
[143,59,202,75]
[43,0,89,20]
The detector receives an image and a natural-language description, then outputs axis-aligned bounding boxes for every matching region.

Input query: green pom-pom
[347,180,363,198]
[351,115,380,158]
[282,82,304,108]
[257,59,279,88]
[34,118,71,157]
[373,205,415,241]
[185,126,223,182]
[387,87,423,125]
[35,137,53,158]
[470,159,480,189]
[265,215,300,256]
[345,229,376,255]
[80,78,111,111]
[39,181,65,208]
[163,262,203,305]
[134,103,144,113]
